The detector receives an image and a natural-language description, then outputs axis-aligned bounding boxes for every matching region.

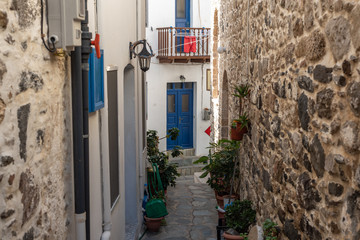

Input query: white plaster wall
[86,2,103,240]
[192,0,212,28]
[87,0,146,239]
[147,63,211,156]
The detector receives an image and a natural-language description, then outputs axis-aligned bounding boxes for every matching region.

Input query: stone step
[169,155,205,167]
[177,165,205,176]
[194,171,209,184]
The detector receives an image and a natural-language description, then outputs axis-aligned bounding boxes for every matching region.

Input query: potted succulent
[231,84,250,141]
[223,200,256,240]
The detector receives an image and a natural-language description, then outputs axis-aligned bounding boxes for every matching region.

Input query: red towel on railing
[184,36,191,53]
[190,36,196,53]
[184,36,197,53]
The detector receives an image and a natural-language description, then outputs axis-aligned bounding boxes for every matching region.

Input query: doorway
[166,82,194,150]
[124,65,137,227]
[175,0,191,52]
[175,0,190,27]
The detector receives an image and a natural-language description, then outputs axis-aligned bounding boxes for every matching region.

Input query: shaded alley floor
[143,175,218,240]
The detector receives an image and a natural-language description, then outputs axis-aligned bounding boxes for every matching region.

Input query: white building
[0,0,147,239]
[86,0,147,239]
[146,0,212,156]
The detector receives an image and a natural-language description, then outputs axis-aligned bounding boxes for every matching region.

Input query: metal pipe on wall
[81,0,92,239]
[71,46,87,240]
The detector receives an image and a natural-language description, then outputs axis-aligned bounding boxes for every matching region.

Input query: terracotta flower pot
[215,194,224,208]
[223,194,239,206]
[223,232,245,240]
[217,210,225,219]
[230,123,248,141]
[144,216,164,232]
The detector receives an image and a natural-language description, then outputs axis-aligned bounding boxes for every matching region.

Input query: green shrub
[225,200,256,234]
[147,128,181,189]
[263,219,278,240]
[194,140,240,194]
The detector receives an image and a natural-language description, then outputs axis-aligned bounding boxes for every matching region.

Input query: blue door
[175,0,190,27]
[167,83,194,150]
[176,0,190,52]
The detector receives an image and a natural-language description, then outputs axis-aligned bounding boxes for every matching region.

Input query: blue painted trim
[175,0,190,27]
[88,49,105,113]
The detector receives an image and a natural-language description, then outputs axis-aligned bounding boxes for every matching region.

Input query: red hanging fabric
[184,36,191,53]
[190,36,197,53]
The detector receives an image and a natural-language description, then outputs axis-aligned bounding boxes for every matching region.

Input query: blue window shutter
[88,49,105,112]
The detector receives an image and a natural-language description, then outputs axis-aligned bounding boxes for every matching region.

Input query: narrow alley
[1,0,360,239]
[143,175,218,240]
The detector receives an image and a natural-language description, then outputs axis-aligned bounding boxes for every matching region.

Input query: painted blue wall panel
[88,49,105,112]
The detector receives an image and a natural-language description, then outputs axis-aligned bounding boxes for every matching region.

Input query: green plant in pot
[147,128,181,191]
[231,84,251,141]
[194,140,240,207]
[223,200,256,240]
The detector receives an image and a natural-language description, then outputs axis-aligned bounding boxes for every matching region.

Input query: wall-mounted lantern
[180,75,186,82]
[129,39,155,72]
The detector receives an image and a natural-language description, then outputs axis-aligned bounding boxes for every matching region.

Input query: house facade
[0,0,147,239]
[87,0,146,239]
[211,0,360,239]
[146,0,212,156]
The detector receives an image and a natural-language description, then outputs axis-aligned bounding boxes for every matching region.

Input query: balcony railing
[156,27,211,63]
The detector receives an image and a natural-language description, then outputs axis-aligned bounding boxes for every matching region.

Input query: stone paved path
[143,175,218,240]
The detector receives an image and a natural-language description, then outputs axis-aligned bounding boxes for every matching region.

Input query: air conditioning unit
[48,0,85,51]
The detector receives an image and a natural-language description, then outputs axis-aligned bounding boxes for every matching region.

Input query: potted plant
[144,215,164,232]
[194,140,240,210]
[230,113,249,141]
[223,200,256,240]
[147,128,181,192]
[263,219,279,240]
[231,84,250,141]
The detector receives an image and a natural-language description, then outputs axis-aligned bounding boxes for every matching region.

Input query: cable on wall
[41,0,56,52]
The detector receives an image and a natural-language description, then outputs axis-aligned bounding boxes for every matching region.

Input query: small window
[168,95,175,113]
[184,82,193,89]
[176,0,185,18]
[167,83,173,89]
[107,69,120,207]
[174,83,182,89]
[182,94,189,112]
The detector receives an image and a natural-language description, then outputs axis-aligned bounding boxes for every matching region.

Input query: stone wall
[0,0,72,239]
[213,0,360,239]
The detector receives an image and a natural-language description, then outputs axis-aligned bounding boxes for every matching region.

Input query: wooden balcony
[157,27,211,64]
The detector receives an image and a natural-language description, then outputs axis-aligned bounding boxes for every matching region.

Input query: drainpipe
[72,1,92,239]
[71,47,87,240]
[100,110,112,240]
[81,0,92,239]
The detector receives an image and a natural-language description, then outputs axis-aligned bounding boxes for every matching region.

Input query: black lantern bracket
[129,39,155,72]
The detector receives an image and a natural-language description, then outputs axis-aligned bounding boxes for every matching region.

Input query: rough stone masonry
[212,0,360,239]
[0,0,73,239]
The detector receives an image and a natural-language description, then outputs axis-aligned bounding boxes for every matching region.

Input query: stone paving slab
[143,176,218,240]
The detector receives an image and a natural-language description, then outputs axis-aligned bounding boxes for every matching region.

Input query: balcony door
[175,0,190,27]
[167,82,194,150]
